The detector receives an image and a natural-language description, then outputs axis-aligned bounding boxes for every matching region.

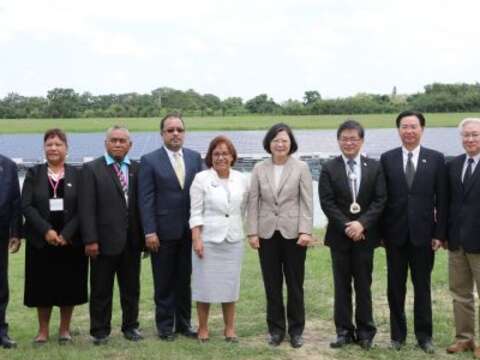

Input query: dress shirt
[341,153,362,194]
[462,153,480,181]
[402,145,421,172]
[163,146,185,172]
[104,153,130,186]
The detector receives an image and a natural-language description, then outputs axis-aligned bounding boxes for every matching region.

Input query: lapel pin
[422,159,427,163]
[363,162,367,167]
[67,183,72,187]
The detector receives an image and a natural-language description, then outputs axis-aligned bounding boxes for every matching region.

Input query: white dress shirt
[402,145,421,172]
[189,168,249,243]
[462,153,480,181]
[341,153,362,194]
[163,146,184,171]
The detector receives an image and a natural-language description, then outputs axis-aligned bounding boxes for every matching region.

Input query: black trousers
[150,237,192,335]
[330,247,376,341]
[89,249,141,338]
[0,240,9,336]
[386,241,434,343]
[258,231,307,337]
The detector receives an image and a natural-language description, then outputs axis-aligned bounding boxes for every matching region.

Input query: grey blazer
[247,156,313,239]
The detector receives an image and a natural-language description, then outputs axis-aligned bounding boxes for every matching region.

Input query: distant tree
[282,99,306,115]
[303,90,321,106]
[245,94,280,114]
[221,97,244,116]
[46,88,80,118]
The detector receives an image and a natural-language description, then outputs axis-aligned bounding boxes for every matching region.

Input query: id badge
[49,198,64,211]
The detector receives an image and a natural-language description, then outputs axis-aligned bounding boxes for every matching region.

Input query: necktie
[347,159,358,196]
[113,163,128,194]
[405,152,415,189]
[463,158,474,189]
[173,152,185,189]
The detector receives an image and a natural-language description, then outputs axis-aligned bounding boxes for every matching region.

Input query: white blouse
[189,168,249,243]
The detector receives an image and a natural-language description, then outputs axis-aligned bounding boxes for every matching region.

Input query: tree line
[1,83,480,119]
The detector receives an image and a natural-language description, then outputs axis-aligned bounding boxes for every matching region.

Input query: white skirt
[192,240,244,303]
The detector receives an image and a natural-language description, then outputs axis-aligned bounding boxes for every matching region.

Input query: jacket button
[274,213,278,216]
[225,214,229,217]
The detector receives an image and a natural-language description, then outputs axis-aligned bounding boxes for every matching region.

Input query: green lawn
[1,229,458,359]
[1,113,479,133]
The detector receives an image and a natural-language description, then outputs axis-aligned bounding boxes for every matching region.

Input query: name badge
[49,198,64,212]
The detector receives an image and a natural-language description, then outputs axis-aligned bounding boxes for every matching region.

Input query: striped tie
[113,163,128,194]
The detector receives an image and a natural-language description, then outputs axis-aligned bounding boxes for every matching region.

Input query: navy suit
[138,147,202,334]
[380,146,447,344]
[0,155,22,336]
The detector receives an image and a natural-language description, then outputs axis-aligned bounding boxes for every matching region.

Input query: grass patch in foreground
[0,113,479,133]
[2,229,455,359]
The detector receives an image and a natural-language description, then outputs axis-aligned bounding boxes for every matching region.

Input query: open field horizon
[1,113,479,133]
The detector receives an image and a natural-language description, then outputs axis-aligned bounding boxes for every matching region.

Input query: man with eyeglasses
[446,118,480,357]
[320,120,386,350]
[380,110,448,353]
[138,112,203,341]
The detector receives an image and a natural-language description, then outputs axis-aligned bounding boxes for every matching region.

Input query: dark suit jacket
[319,155,387,250]
[380,146,448,247]
[447,154,480,253]
[138,147,203,241]
[0,155,22,241]
[80,157,143,256]
[21,163,80,249]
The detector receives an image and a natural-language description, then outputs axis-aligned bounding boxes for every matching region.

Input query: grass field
[1,229,458,360]
[1,113,479,133]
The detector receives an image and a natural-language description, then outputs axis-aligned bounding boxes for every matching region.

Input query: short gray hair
[106,125,131,140]
[458,118,480,132]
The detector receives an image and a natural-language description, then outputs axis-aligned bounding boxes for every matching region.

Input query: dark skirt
[24,242,88,307]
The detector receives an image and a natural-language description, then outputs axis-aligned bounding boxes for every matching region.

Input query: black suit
[380,146,447,343]
[138,147,203,335]
[320,155,386,340]
[0,155,22,337]
[447,154,480,252]
[80,157,144,338]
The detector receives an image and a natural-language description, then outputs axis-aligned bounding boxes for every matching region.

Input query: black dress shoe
[330,335,355,349]
[92,335,109,345]
[357,339,372,350]
[158,332,176,342]
[0,334,17,349]
[390,340,405,350]
[177,328,197,338]
[268,333,284,346]
[123,328,143,342]
[419,340,435,354]
[290,335,304,349]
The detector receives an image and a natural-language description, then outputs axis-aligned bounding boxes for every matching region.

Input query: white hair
[458,118,480,132]
[105,125,130,140]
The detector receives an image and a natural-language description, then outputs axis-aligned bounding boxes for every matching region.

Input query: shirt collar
[465,152,480,164]
[341,153,361,166]
[163,146,183,158]
[402,145,421,158]
[104,153,131,166]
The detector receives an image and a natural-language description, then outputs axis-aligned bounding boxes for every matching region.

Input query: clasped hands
[45,229,68,246]
[345,221,365,241]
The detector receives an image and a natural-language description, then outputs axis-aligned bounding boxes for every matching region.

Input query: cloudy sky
[0,0,478,102]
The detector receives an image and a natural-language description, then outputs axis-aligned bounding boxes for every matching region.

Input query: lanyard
[47,172,64,198]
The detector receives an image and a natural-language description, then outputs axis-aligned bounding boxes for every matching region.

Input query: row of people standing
[320,111,480,356]
[0,111,479,354]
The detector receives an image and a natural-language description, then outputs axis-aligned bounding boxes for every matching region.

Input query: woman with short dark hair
[247,123,313,349]
[22,128,87,344]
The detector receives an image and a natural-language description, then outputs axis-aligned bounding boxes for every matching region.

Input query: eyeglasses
[339,137,361,143]
[164,127,185,134]
[461,132,480,140]
[212,152,231,158]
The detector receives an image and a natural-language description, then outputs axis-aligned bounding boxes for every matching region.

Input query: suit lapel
[264,159,278,201]
[335,156,350,197]
[104,158,125,199]
[393,148,409,191]
[410,146,428,191]
[276,157,294,196]
[160,147,183,190]
[357,156,369,201]
[464,156,480,196]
